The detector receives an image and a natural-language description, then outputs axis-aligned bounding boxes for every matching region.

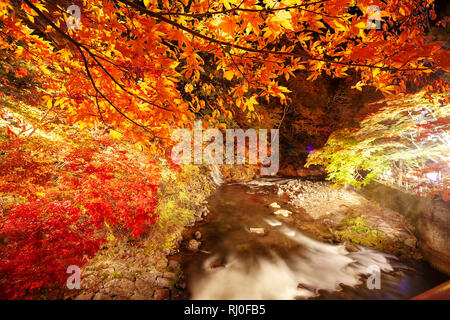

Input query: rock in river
[273,209,292,217]
[187,239,201,252]
[249,228,265,236]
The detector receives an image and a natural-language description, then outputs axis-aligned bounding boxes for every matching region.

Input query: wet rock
[265,218,282,227]
[269,202,281,208]
[186,216,196,227]
[130,292,145,300]
[154,288,170,300]
[93,292,112,300]
[187,239,201,252]
[74,292,93,300]
[156,277,171,288]
[404,238,417,248]
[249,228,265,236]
[273,209,292,217]
[210,257,225,269]
[103,278,135,297]
[201,207,209,217]
[135,274,157,295]
[195,207,209,218]
[194,231,202,240]
[345,242,359,252]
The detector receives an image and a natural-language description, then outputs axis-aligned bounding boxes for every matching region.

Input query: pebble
[249,228,265,236]
[273,209,292,217]
[187,239,201,252]
[156,277,170,288]
[269,202,281,208]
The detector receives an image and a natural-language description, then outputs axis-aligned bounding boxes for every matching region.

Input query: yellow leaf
[110,130,122,140]
[355,21,366,29]
[315,20,326,29]
[224,70,234,81]
[185,83,194,93]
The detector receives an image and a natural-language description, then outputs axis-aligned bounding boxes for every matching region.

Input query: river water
[176,178,448,300]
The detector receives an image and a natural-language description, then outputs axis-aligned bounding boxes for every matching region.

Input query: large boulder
[363,182,450,275]
[416,200,450,275]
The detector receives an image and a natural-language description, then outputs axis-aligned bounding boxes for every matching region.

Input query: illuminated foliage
[0,0,449,299]
[0,0,448,146]
[306,90,450,200]
[0,135,160,298]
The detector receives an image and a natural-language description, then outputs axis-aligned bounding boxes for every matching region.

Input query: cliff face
[417,200,450,275]
[362,182,450,275]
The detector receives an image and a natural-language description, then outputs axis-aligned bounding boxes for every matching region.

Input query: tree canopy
[1,0,448,148]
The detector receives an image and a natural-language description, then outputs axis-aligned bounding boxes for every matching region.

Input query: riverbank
[67,164,216,300]
[276,179,421,259]
[69,172,442,300]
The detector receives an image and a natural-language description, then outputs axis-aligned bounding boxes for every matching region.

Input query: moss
[335,214,389,249]
[333,213,415,257]
[156,163,214,230]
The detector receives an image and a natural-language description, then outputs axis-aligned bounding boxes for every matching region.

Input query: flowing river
[175,178,448,300]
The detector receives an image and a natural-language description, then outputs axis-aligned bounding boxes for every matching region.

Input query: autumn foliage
[1,0,449,144]
[0,0,449,299]
[0,137,160,298]
[306,90,450,200]
[0,200,102,299]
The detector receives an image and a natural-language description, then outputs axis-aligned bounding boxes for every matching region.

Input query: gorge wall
[362,182,450,275]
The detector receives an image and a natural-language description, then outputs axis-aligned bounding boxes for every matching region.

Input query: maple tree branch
[94,91,106,125]
[117,0,429,72]
[158,0,331,17]
[77,46,154,135]
[23,1,158,135]
[218,42,253,86]
[23,0,173,113]
[84,51,173,112]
